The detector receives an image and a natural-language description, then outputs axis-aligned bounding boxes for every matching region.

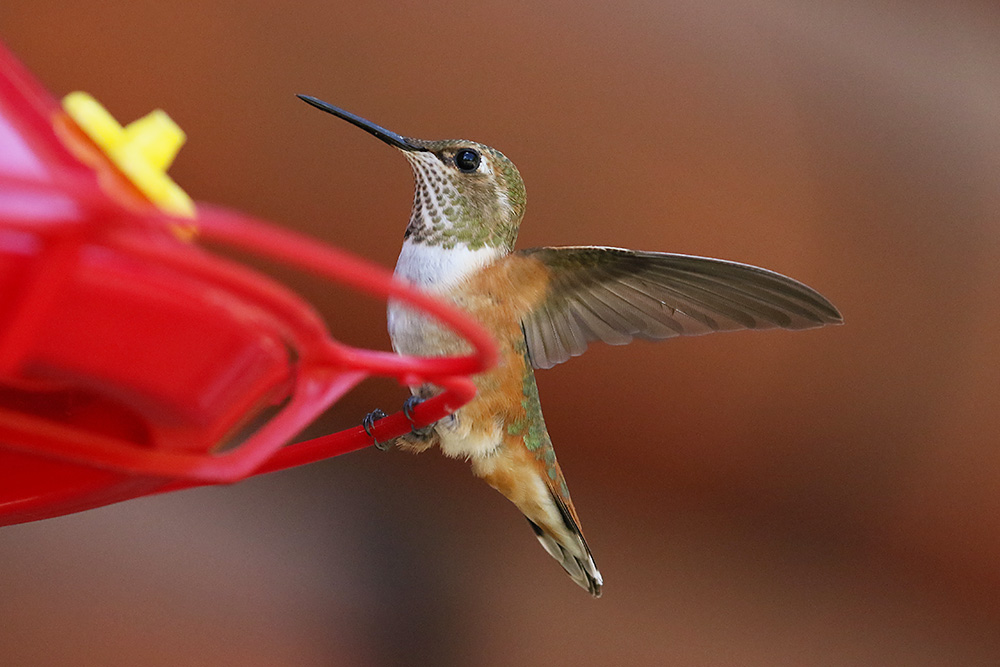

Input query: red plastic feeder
[0,41,496,526]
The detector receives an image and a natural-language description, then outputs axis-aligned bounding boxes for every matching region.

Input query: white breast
[387,240,500,356]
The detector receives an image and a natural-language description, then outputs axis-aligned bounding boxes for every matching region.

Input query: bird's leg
[395,395,439,452]
[403,395,435,439]
[362,398,440,453]
[362,408,391,451]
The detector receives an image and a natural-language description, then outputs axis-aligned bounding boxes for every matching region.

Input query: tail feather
[472,436,603,596]
[526,491,603,597]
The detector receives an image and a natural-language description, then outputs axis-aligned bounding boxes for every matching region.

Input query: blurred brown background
[3,0,1000,665]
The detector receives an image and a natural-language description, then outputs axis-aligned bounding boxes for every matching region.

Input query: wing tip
[793,296,844,329]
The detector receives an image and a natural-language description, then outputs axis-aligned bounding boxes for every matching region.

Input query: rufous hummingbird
[298,94,842,597]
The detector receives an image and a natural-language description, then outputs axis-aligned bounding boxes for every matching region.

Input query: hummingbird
[298,94,842,597]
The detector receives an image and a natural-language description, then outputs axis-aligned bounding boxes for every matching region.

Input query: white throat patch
[393,238,499,289]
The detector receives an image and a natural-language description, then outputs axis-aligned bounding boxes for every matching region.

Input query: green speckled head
[399,138,525,252]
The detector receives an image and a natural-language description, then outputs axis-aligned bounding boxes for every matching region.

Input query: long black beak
[297,94,425,152]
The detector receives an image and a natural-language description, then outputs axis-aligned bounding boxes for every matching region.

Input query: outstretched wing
[518,246,843,369]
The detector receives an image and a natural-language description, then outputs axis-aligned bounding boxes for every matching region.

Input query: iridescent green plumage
[506,339,568,497]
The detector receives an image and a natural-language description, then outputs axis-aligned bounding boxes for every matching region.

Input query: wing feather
[519,246,842,369]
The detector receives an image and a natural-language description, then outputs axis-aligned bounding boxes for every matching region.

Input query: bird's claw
[403,395,434,438]
[363,398,435,451]
[362,408,390,451]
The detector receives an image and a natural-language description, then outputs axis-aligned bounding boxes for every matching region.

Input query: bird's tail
[474,436,603,596]
[524,489,603,597]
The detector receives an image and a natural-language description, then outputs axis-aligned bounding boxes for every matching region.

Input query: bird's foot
[363,398,437,452]
[362,408,391,451]
[402,395,435,438]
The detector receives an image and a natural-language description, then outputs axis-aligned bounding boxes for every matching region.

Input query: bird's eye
[455,148,481,172]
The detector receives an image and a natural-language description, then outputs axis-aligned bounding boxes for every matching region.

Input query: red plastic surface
[0,40,496,526]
